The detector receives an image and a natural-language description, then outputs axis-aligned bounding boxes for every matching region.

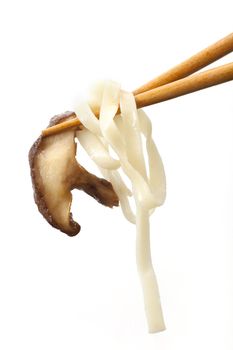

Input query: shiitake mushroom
[29,112,119,236]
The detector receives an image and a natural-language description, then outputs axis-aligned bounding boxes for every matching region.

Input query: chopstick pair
[43,33,233,137]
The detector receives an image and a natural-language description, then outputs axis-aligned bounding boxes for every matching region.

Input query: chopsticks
[135,62,233,108]
[42,33,233,138]
[133,33,233,94]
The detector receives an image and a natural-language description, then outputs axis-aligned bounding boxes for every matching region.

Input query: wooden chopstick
[42,113,81,136]
[42,63,233,137]
[135,62,233,108]
[42,33,233,138]
[133,32,233,94]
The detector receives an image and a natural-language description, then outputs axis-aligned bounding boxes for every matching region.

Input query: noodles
[77,129,120,170]
[100,169,136,224]
[99,81,157,210]
[136,205,165,332]
[74,101,101,136]
[75,81,166,333]
[138,109,166,206]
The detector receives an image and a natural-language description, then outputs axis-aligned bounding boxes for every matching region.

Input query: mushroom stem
[136,205,165,333]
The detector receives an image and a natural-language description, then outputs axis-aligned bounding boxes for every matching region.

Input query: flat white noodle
[74,101,101,136]
[120,91,147,179]
[76,128,120,170]
[136,205,165,332]
[88,81,105,114]
[138,109,166,206]
[101,169,136,224]
[119,89,165,332]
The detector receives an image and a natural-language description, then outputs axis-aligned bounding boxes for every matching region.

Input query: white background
[0,1,232,349]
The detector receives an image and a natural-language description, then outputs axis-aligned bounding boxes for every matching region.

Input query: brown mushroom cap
[29,112,119,236]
